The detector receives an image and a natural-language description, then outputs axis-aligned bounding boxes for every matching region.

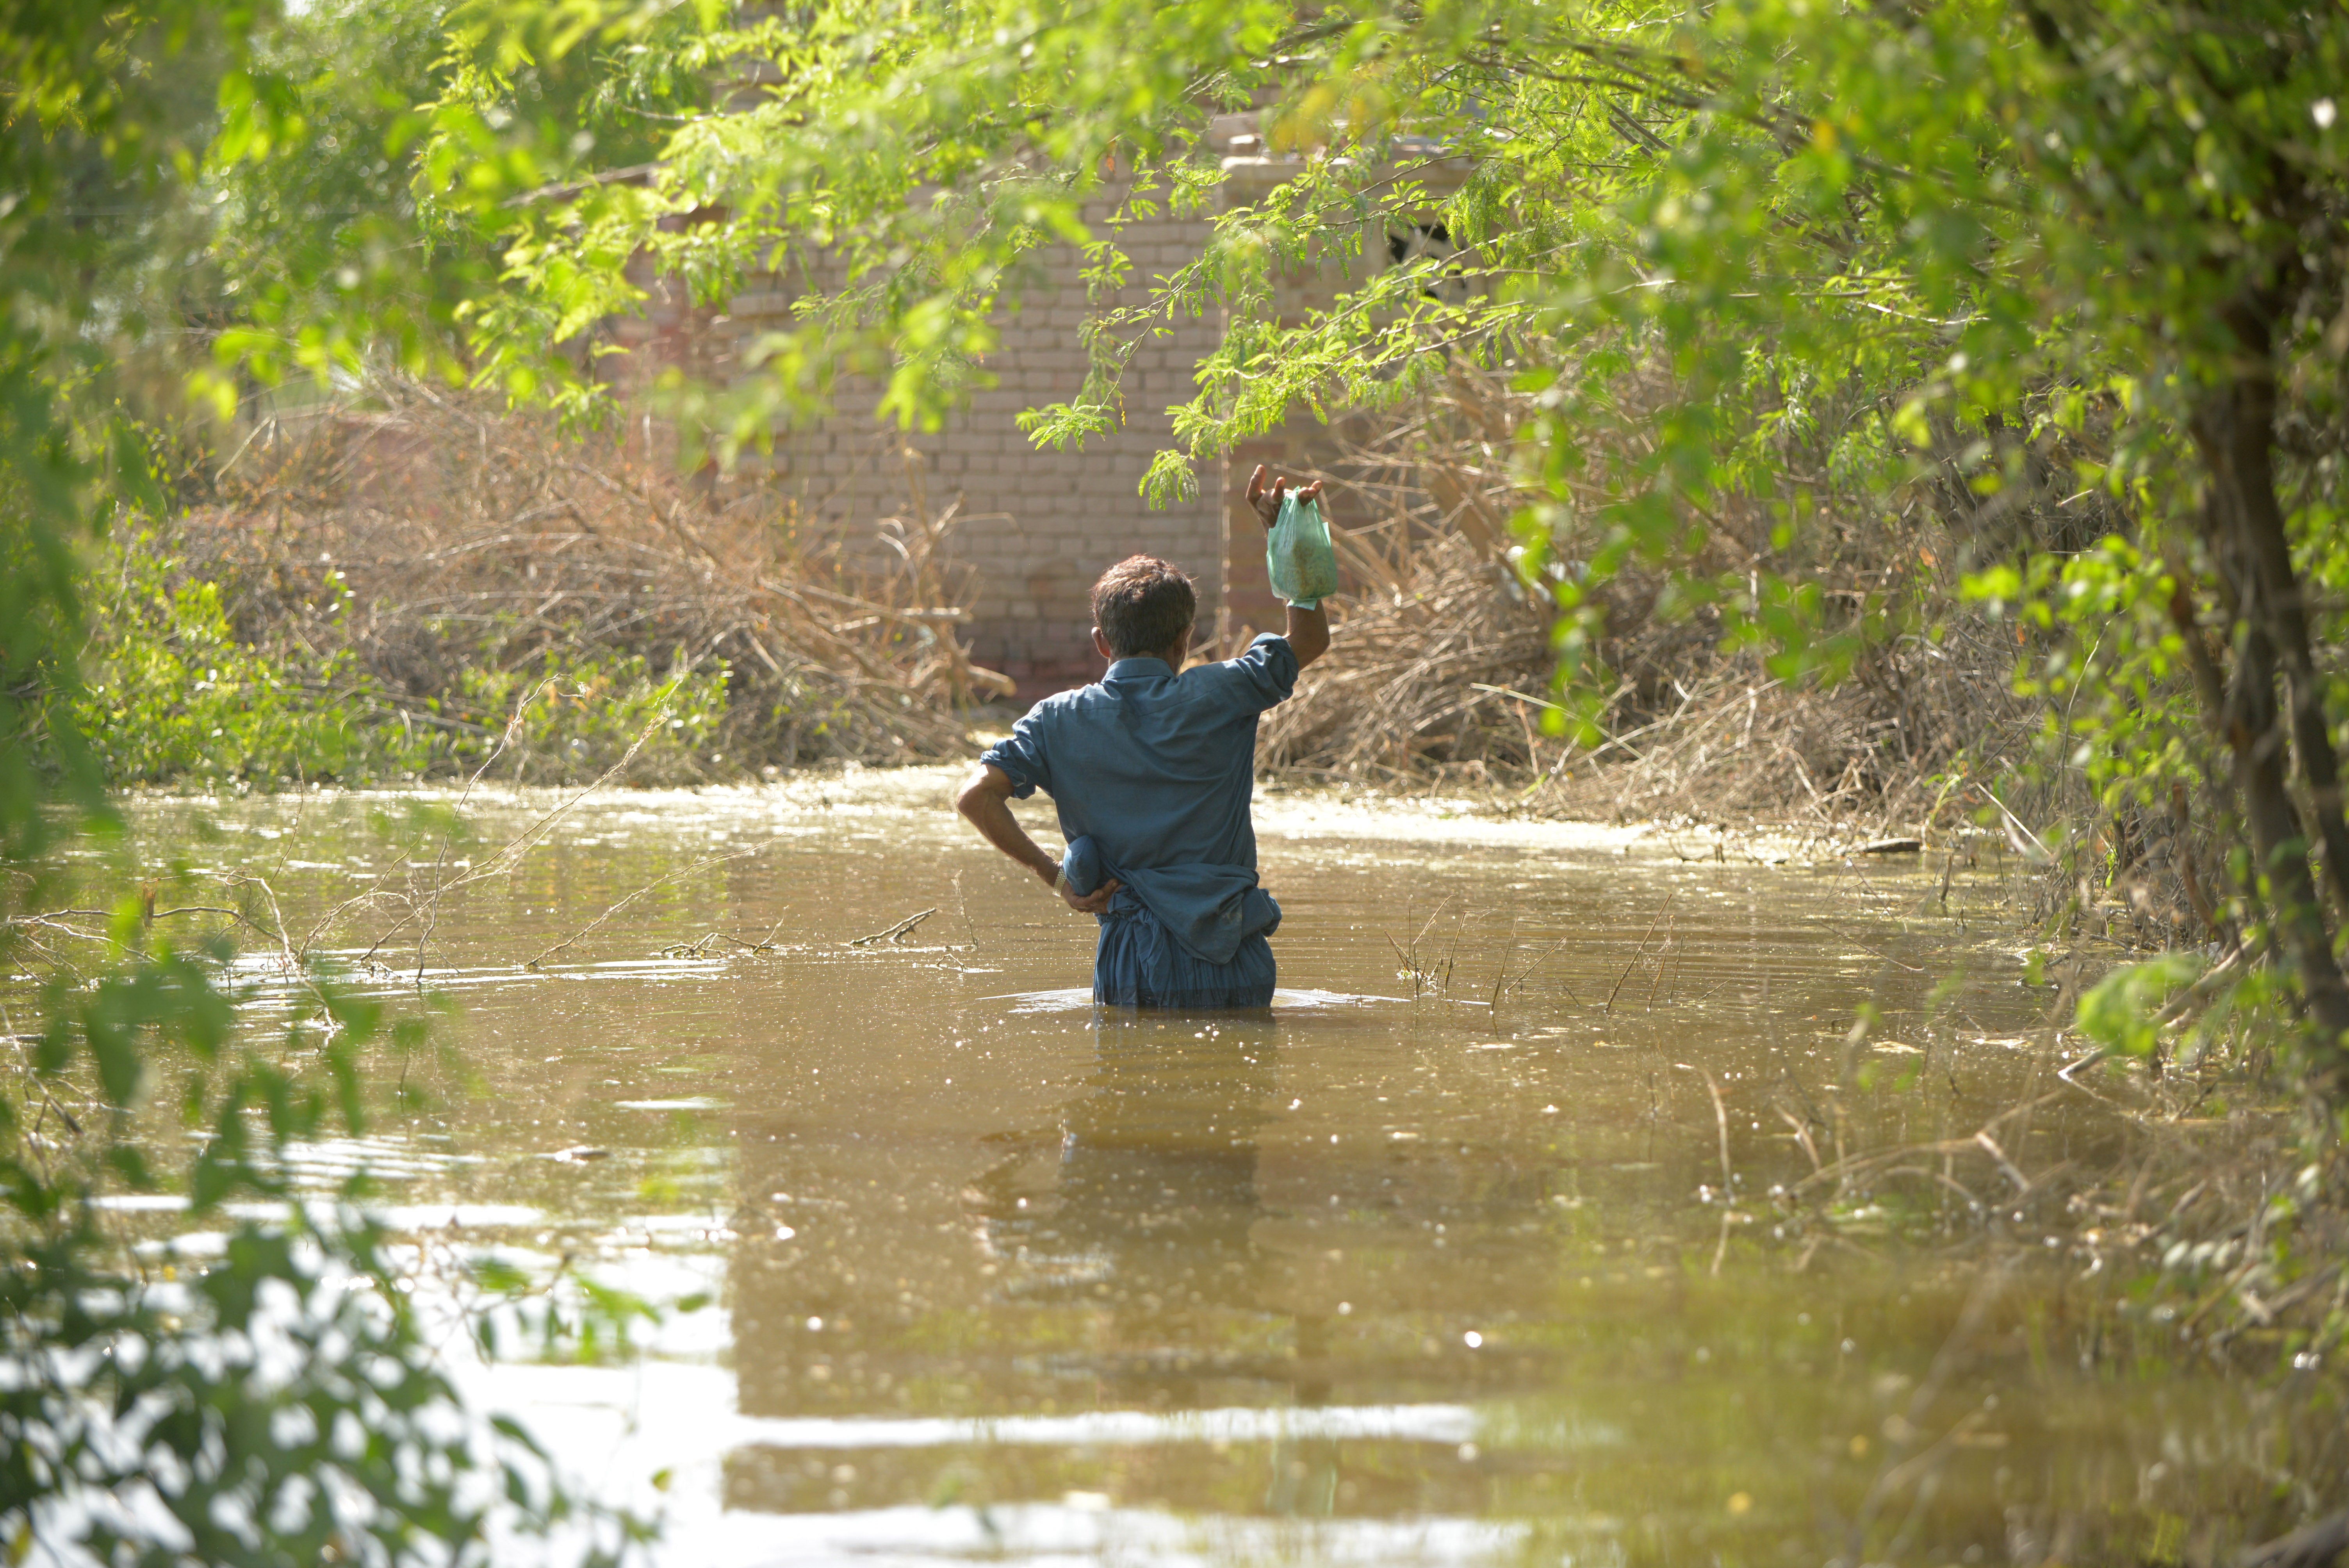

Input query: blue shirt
[980,634,1300,962]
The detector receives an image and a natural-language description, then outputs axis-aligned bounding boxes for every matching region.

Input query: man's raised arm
[1283,600,1329,670]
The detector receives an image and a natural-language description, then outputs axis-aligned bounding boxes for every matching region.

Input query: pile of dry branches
[1262,365,2039,828]
[168,381,1007,780]
[1255,525,1556,779]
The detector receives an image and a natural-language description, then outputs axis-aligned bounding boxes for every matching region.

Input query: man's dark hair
[1092,556,1198,659]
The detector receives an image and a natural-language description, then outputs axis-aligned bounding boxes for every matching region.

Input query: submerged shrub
[79,536,419,784]
[454,645,732,785]
[79,533,753,788]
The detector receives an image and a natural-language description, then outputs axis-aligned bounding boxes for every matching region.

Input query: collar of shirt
[1103,657,1175,684]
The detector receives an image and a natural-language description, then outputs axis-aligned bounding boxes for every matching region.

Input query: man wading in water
[955,467,1331,1007]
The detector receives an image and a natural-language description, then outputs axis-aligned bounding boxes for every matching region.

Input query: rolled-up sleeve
[978,709,1051,799]
[1210,633,1301,715]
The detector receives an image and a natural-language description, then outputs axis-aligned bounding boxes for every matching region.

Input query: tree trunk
[2207,305,2349,921]
[2237,1507,2349,1568]
[2192,355,2349,1099]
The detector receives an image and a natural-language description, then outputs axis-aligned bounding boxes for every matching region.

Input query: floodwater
[89,770,2344,1564]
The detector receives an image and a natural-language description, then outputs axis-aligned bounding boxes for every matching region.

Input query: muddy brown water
[87,772,2343,1565]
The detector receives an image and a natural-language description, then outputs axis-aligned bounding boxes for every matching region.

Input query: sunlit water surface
[87,770,2346,1565]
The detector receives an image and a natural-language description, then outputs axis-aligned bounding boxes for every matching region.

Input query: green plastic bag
[1266,491,1338,609]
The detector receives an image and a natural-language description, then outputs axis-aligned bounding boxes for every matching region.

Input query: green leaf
[2076,953,2208,1058]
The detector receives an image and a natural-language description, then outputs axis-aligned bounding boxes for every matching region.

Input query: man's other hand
[1246,464,1324,530]
[1058,875,1121,915]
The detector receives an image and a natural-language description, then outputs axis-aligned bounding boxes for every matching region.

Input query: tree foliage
[10,0,2349,1538]
[0,2,660,1559]
[440,0,2349,1111]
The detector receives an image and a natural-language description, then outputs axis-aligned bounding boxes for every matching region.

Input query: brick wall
[604,125,1472,700]
[659,209,1228,700]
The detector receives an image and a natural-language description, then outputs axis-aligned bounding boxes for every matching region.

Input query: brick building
[611,116,1465,699]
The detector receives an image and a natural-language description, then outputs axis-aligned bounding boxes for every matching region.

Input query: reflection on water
[984,1021,1285,1406]
[81,773,2349,1565]
[985,987,1403,1013]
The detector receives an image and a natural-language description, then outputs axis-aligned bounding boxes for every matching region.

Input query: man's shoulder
[1006,682,1123,746]
[1023,681,1112,721]
[1180,635,1298,700]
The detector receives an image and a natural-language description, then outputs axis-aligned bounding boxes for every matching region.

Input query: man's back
[953,481,1331,1006]
[983,635,1299,874]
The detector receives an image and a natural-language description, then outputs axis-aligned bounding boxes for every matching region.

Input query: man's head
[1091,555,1197,664]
